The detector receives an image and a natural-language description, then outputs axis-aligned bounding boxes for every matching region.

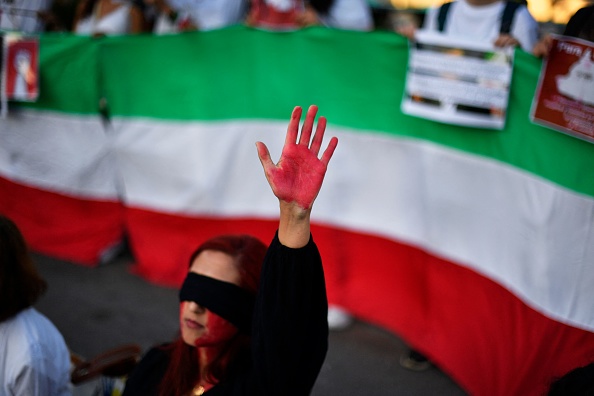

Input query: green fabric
[19,26,594,197]
[24,34,101,114]
[99,26,389,122]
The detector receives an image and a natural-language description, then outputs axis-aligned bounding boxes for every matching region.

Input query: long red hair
[158,234,267,396]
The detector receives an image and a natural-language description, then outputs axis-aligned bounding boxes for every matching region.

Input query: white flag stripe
[2,111,592,331]
[0,109,120,200]
[112,117,594,332]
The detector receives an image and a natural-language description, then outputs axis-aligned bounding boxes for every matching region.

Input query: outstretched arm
[253,105,334,395]
[256,105,338,248]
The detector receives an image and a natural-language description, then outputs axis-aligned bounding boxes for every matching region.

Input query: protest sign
[0,33,39,117]
[531,35,594,144]
[4,33,39,101]
[402,31,514,129]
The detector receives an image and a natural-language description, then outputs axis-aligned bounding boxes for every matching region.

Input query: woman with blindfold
[123,104,338,396]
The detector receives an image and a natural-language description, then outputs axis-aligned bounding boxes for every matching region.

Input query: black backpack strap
[499,1,522,34]
[437,2,453,32]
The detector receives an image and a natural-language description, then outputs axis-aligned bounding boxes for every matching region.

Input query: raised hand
[256,105,338,211]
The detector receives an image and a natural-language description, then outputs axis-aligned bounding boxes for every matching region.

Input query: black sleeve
[249,232,329,396]
[122,346,169,396]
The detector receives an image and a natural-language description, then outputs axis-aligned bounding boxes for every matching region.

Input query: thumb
[256,141,274,171]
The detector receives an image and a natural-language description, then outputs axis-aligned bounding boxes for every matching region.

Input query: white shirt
[0,308,72,396]
[0,0,51,33]
[319,0,374,31]
[153,0,246,34]
[422,0,539,52]
[75,3,133,35]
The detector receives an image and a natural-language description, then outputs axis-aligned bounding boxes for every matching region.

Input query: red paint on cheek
[193,311,238,347]
[208,313,237,338]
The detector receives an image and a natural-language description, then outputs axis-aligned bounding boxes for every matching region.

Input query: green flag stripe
[25,34,101,114]
[22,27,594,197]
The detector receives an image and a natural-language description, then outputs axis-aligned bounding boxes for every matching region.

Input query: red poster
[5,36,39,102]
[531,35,594,143]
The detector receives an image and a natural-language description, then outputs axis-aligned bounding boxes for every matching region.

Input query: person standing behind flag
[72,0,145,36]
[398,0,540,53]
[295,0,373,31]
[246,0,373,31]
[146,0,247,34]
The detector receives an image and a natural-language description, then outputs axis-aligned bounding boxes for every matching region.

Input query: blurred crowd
[2,0,590,56]
[1,0,579,38]
[0,0,377,35]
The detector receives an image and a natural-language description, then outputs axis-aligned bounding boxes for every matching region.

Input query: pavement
[34,249,468,396]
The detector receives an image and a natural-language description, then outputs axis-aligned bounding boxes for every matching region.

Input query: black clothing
[123,233,329,396]
[310,0,334,15]
[122,346,169,394]
[179,273,255,335]
[563,5,594,42]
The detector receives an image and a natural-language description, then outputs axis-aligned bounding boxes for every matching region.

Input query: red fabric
[0,176,125,266]
[324,231,594,396]
[2,183,591,395]
[124,207,279,287]
[125,207,594,396]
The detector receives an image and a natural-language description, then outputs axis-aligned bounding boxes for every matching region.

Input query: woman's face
[180,250,241,347]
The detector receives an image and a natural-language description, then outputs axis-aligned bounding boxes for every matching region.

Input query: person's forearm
[278,201,311,248]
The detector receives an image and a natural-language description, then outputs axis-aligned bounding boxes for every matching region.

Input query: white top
[0,0,51,33]
[153,0,246,34]
[422,0,539,52]
[0,308,72,396]
[75,2,133,35]
[319,0,373,31]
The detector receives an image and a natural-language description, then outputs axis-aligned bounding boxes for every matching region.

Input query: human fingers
[320,136,338,167]
[285,106,302,146]
[295,8,319,26]
[396,25,416,40]
[507,38,519,47]
[494,34,519,48]
[256,141,274,171]
[533,35,553,57]
[299,105,318,146]
[294,12,307,26]
[533,42,547,57]
[309,116,326,156]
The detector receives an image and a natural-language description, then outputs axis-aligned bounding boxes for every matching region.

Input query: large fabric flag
[1,27,593,395]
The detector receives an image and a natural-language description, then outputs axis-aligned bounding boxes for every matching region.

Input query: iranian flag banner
[1,27,593,395]
[0,35,125,265]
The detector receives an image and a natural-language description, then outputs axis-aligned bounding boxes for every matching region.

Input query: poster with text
[531,35,594,144]
[402,31,514,130]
